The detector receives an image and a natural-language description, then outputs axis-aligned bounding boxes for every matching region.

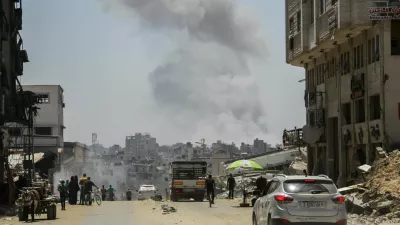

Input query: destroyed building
[285,0,400,187]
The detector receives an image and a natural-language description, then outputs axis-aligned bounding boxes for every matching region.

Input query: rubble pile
[364,150,400,198]
[281,156,307,175]
[345,150,400,220]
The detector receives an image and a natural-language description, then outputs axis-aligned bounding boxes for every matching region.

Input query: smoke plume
[107,0,269,136]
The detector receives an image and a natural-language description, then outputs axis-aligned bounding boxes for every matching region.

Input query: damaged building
[285,0,400,187]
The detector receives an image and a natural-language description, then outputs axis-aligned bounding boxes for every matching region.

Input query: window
[342,103,351,125]
[283,180,337,194]
[368,40,372,64]
[391,21,400,55]
[360,44,364,67]
[38,94,49,104]
[353,47,357,69]
[35,127,52,135]
[267,181,280,195]
[320,0,326,15]
[308,111,316,126]
[289,17,294,33]
[357,45,361,69]
[375,35,380,61]
[370,95,381,120]
[355,99,365,123]
[310,0,314,24]
[371,37,376,63]
[8,127,22,136]
[345,51,350,73]
[297,11,301,32]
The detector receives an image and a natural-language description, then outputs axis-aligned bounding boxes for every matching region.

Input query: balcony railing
[318,6,338,42]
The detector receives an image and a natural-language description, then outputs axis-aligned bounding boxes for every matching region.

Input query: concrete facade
[285,0,400,187]
[125,133,157,160]
[9,85,65,153]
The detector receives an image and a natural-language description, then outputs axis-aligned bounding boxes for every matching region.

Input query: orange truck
[169,161,207,202]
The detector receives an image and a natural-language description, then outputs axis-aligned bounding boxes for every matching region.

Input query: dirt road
[1,199,252,225]
[3,199,400,225]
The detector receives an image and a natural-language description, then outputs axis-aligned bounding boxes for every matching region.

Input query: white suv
[137,184,158,200]
[252,174,347,225]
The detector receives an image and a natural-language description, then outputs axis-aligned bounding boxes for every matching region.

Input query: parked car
[252,174,347,225]
[137,184,158,200]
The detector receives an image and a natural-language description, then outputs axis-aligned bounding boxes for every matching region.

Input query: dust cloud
[102,0,270,139]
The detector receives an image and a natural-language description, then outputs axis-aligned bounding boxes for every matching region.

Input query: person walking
[68,176,79,205]
[79,174,88,205]
[58,179,68,210]
[227,174,236,199]
[101,185,107,201]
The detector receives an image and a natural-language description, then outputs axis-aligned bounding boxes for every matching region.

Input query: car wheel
[252,213,257,225]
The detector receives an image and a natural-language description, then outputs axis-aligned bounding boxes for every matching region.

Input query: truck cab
[169,161,207,202]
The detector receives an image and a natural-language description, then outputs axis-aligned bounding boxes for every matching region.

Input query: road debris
[161,204,177,214]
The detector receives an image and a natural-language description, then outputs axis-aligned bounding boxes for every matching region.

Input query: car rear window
[283,179,337,194]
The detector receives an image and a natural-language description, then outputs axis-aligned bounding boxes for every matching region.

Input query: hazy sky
[22,0,305,147]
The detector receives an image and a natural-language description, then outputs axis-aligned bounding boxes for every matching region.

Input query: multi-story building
[62,142,91,176]
[285,0,400,187]
[125,133,157,161]
[9,85,65,154]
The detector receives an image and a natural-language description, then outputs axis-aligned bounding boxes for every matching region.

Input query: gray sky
[21,0,305,147]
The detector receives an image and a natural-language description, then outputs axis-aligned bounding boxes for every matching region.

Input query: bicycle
[85,189,102,206]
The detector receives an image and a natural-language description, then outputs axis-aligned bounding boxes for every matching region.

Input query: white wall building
[285,0,400,187]
[9,85,65,154]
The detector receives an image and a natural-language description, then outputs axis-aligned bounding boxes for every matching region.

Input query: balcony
[287,0,373,67]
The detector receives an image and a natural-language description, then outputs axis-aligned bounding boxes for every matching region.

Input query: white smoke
[103,0,269,138]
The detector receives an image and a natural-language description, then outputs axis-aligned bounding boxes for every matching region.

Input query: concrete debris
[161,204,177,214]
[357,164,371,173]
[376,147,388,158]
[341,149,400,222]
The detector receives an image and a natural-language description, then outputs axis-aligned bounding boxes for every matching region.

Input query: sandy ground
[1,199,252,225]
[2,199,400,225]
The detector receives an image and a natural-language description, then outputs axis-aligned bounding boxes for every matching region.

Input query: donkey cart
[16,186,58,222]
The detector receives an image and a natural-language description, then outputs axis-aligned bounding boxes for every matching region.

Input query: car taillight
[304,179,315,183]
[274,194,293,204]
[332,196,345,204]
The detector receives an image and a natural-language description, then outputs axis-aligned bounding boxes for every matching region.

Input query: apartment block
[285,0,400,187]
[9,85,65,153]
[125,133,157,161]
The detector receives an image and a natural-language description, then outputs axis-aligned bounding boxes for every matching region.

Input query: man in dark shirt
[84,177,98,195]
[255,174,267,193]
[205,174,215,204]
[227,174,236,199]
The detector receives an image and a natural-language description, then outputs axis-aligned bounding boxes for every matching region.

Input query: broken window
[289,17,294,33]
[355,98,365,123]
[391,21,400,55]
[8,127,22,136]
[38,94,50,104]
[368,40,372,64]
[342,103,351,125]
[370,95,381,120]
[310,0,314,24]
[35,127,52,135]
[297,11,301,32]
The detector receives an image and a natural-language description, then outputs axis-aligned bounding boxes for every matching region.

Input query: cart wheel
[18,207,28,221]
[47,205,55,220]
[52,205,57,219]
